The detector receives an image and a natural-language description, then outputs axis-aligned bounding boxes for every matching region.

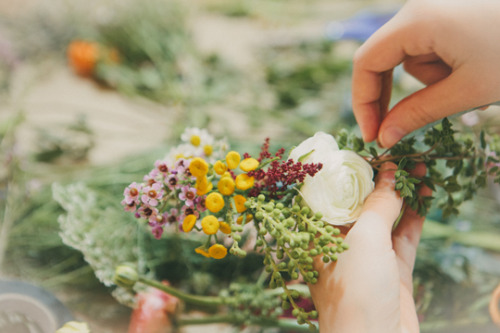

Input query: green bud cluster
[246,196,344,327]
[219,283,282,325]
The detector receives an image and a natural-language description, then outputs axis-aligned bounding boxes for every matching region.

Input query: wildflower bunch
[122,128,344,328]
[121,128,229,240]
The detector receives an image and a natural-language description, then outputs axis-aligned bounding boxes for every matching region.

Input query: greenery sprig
[338,118,499,218]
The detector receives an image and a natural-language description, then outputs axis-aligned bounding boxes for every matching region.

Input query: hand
[352,0,500,148]
[308,163,430,333]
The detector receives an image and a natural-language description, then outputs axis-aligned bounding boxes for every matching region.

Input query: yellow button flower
[226,151,241,169]
[208,244,228,259]
[201,215,220,235]
[233,194,247,213]
[195,247,211,258]
[235,174,254,190]
[182,214,197,232]
[239,157,259,172]
[214,160,227,175]
[189,157,209,178]
[206,192,224,213]
[219,221,232,234]
[218,177,235,196]
[196,176,213,196]
[221,171,233,179]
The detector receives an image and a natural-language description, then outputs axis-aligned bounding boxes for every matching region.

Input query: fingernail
[381,126,406,147]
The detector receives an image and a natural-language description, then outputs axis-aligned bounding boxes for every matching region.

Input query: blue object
[326,9,398,42]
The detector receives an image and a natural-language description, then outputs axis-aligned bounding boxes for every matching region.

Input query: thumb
[352,162,403,236]
[378,69,491,148]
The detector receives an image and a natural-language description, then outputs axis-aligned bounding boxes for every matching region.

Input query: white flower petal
[291,133,374,226]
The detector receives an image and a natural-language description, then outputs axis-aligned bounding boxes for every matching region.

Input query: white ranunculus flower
[289,132,374,225]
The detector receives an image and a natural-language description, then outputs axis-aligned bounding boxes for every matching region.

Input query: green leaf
[480,130,486,149]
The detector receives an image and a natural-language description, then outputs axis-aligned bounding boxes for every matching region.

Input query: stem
[368,142,442,166]
[138,276,230,308]
[392,204,407,231]
[177,315,316,332]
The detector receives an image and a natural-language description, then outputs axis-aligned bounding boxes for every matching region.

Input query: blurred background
[0,0,499,332]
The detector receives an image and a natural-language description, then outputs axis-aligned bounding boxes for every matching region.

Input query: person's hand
[308,162,431,333]
[352,0,500,148]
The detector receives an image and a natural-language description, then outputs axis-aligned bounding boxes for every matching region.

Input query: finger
[351,6,435,143]
[351,18,408,143]
[378,66,499,148]
[379,69,394,122]
[350,162,403,243]
[403,54,452,85]
[392,163,432,288]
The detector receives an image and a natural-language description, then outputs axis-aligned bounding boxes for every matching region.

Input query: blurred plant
[413,234,500,332]
[253,39,353,137]
[1,0,239,104]
[34,114,95,163]
[67,40,118,77]
[205,0,254,18]
[264,40,351,111]
[0,32,18,94]
[64,0,239,104]
[0,112,25,269]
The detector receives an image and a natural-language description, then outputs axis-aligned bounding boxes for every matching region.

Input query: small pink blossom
[148,210,166,226]
[152,226,164,239]
[142,183,164,207]
[178,186,197,207]
[166,208,179,224]
[165,174,180,190]
[154,160,170,176]
[174,159,188,175]
[123,182,142,205]
[137,206,159,220]
[122,199,137,212]
[144,169,160,186]
[195,196,207,212]
[180,205,199,222]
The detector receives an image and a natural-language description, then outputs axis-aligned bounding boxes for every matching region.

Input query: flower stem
[138,276,229,308]
[176,314,317,332]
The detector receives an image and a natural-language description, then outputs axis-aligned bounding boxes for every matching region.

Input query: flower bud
[310,310,318,319]
[114,265,138,289]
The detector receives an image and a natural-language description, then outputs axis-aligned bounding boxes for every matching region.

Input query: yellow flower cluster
[183,151,260,259]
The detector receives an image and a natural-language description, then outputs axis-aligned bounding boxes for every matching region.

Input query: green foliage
[34,115,94,163]
[264,40,351,110]
[339,118,500,219]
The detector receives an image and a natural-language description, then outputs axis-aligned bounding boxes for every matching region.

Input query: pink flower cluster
[121,159,207,239]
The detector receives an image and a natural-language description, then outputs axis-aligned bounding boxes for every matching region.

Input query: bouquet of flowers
[114,119,500,330]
